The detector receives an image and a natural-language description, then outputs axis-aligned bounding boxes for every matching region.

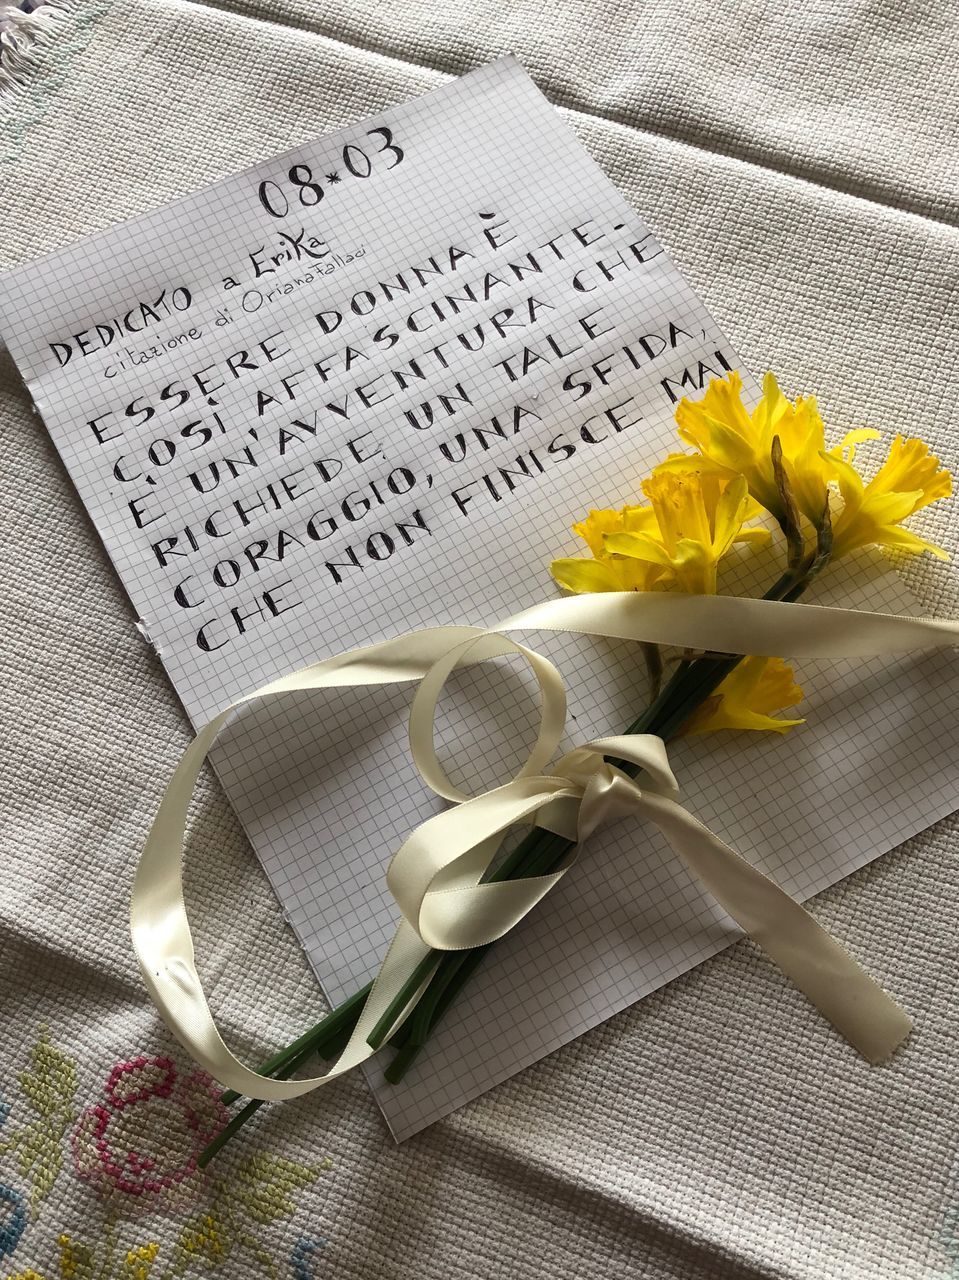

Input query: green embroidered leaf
[19,1033,76,1119]
[3,1032,78,1215]
[11,1119,63,1215]
[13,1124,44,1174]
[229,1153,320,1225]
[26,1131,62,1214]
[19,1074,51,1118]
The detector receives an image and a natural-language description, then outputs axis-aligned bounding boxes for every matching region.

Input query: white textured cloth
[0,2,957,1277]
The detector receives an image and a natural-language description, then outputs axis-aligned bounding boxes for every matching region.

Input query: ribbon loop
[408,630,567,803]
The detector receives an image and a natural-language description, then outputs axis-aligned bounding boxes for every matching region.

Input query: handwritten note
[3,59,958,1140]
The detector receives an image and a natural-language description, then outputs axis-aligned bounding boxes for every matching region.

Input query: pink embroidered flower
[71,1055,227,1211]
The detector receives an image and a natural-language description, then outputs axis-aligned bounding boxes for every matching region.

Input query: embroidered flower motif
[70,1056,227,1212]
[3,1035,326,1277]
[0,1182,27,1259]
[56,1233,93,1278]
[0,1030,77,1217]
[291,1236,328,1279]
[176,1212,227,1263]
[123,1241,160,1279]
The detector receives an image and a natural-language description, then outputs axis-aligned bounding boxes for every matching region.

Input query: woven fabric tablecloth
[1,2,957,1276]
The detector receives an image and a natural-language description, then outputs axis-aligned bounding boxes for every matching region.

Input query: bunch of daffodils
[550,370,950,737]
[201,372,951,1166]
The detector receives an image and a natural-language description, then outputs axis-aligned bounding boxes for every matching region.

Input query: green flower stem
[384,947,496,1083]
[382,660,708,1058]
[386,835,571,1058]
[202,1014,356,1167]
[640,642,664,701]
[220,979,373,1107]
[365,954,439,1051]
[203,988,376,1164]
[200,1039,316,1168]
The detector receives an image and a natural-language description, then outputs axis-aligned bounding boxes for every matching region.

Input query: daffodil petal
[875,526,951,561]
[732,527,773,546]
[550,558,619,593]
[822,450,865,505]
[603,531,674,565]
[833,427,881,462]
[572,509,625,557]
[681,655,804,735]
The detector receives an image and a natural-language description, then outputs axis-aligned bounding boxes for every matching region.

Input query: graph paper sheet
[2,58,958,1140]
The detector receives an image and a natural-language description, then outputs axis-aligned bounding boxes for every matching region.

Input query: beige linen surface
[1,2,957,1277]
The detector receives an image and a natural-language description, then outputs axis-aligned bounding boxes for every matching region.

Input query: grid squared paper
[2,58,959,1141]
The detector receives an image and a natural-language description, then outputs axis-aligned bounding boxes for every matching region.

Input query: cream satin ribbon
[131,593,959,1102]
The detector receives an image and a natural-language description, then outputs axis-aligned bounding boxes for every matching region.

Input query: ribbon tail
[641,794,912,1063]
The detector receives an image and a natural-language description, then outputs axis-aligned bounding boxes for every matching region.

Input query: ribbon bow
[133,592,959,1103]
[387,734,678,954]
[387,722,908,1064]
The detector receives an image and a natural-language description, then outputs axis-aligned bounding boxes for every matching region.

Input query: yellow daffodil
[551,505,673,593]
[827,433,952,560]
[603,466,770,595]
[675,370,875,529]
[680,656,805,735]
